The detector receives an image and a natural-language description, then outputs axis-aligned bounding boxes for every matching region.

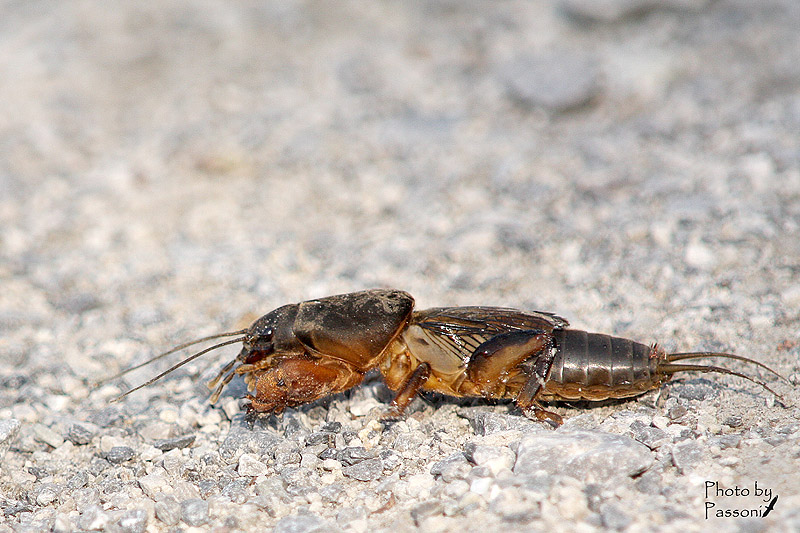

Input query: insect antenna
[96,329,248,387]
[98,330,248,403]
[658,361,788,406]
[109,336,247,402]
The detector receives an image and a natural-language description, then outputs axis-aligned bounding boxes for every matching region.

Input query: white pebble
[238,453,269,477]
[322,459,342,471]
[159,407,179,423]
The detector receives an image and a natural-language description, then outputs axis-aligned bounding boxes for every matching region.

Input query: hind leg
[513,347,563,426]
[466,330,549,396]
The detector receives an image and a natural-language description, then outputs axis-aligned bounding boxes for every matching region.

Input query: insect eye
[247,327,274,350]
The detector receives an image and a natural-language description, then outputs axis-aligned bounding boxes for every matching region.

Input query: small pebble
[155,496,181,526]
[599,502,631,530]
[410,501,443,526]
[67,471,90,490]
[322,458,342,471]
[339,446,373,466]
[36,484,59,506]
[629,421,670,450]
[500,51,601,113]
[153,434,195,451]
[181,498,209,526]
[78,506,109,530]
[159,407,179,423]
[33,424,64,448]
[514,430,653,483]
[342,457,383,482]
[671,441,704,473]
[465,444,515,475]
[116,509,148,533]
[105,446,135,464]
[444,479,470,499]
[138,472,171,498]
[67,424,95,445]
[238,453,269,477]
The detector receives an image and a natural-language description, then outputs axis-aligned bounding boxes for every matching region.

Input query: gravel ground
[2,1,800,532]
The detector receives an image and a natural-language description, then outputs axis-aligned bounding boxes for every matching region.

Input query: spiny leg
[513,339,563,426]
[208,364,238,404]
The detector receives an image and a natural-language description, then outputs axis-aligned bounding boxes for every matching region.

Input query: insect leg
[385,362,432,418]
[246,355,364,413]
[466,329,563,425]
[466,330,550,396]
[514,344,563,426]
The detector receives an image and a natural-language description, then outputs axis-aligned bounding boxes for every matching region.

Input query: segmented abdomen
[539,329,667,401]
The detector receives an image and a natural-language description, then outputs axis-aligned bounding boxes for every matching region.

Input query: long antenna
[95,329,248,387]
[110,336,247,402]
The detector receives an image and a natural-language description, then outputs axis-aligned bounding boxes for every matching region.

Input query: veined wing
[408,306,567,365]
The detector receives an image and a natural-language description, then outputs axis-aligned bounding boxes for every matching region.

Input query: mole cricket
[106,289,791,425]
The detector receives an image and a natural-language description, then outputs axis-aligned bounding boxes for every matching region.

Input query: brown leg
[466,330,550,396]
[247,356,363,413]
[384,362,431,418]
[514,344,561,426]
[520,401,563,426]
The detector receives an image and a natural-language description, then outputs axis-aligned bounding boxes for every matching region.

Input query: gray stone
[342,457,383,481]
[105,446,135,464]
[153,434,195,451]
[180,498,209,526]
[67,424,95,445]
[89,407,123,428]
[219,424,283,463]
[410,501,443,526]
[671,380,717,401]
[154,496,181,526]
[115,509,148,533]
[629,420,670,450]
[501,52,601,113]
[33,423,64,448]
[599,502,631,530]
[457,408,541,436]
[671,441,704,473]
[222,478,251,503]
[78,505,109,530]
[35,483,60,506]
[430,453,471,482]
[338,446,373,466]
[708,434,741,450]
[514,430,653,483]
[67,471,90,490]
[464,444,516,474]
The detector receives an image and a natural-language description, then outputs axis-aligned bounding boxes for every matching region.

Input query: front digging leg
[245,356,363,413]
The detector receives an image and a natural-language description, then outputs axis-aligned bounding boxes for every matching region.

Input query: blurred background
[1,0,799,398]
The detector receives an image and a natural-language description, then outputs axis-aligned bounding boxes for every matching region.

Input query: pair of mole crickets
[109,289,791,425]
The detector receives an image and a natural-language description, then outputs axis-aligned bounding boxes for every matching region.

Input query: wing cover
[409,306,567,366]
